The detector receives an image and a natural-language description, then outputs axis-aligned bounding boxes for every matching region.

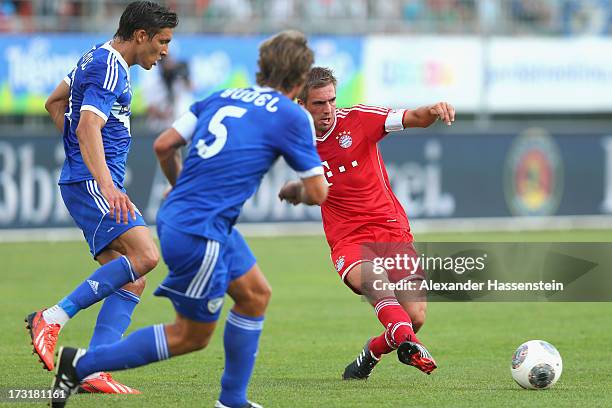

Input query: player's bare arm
[278,175,328,206]
[76,110,136,224]
[403,102,455,128]
[153,127,186,187]
[45,81,70,132]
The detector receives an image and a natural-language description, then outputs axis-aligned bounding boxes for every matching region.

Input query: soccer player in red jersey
[279,67,455,379]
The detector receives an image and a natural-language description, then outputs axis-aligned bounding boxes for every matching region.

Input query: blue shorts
[59,180,147,258]
[154,221,257,323]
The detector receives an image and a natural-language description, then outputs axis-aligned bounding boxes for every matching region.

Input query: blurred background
[1,0,612,238]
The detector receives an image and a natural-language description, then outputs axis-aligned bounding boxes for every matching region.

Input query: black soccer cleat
[342,339,380,380]
[50,346,86,407]
[397,340,437,375]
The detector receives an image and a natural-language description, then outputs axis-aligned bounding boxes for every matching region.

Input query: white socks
[42,305,70,328]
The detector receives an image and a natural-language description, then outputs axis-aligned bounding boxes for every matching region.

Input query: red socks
[370,297,418,357]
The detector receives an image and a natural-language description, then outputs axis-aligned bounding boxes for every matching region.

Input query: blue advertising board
[1,129,611,229]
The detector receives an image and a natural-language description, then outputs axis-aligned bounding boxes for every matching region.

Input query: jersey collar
[316,112,337,142]
[102,41,130,73]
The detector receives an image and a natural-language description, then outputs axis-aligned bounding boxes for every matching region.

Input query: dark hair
[298,66,337,102]
[115,1,178,41]
[256,30,314,93]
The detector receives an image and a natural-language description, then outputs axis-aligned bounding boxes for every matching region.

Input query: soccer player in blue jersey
[50,30,328,408]
[26,1,178,395]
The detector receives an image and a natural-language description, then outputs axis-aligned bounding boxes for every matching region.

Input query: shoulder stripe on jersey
[349,106,389,116]
[103,53,119,92]
[103,52,112,90]
[355,104,389,113]
[108,54,118,91]
[105,54,115,91]
[111,55,119,91]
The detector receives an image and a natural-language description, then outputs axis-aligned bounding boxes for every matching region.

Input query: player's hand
[99,183,137,224]
[278,181,302,206]
[429,102,455,126]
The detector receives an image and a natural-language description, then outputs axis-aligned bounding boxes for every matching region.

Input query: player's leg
[88,249,146,349]
[51,224,221,405]
[341,261,421,379]
[340,253,435,376]
[76,249,146,394]
[27,181,157,371]
[75,313,215,378]
[51,313,217,403]
[386,237,428,333]
[343,255,420,347]
[43,225,157,323]
[396,292,427,333]
[219,230,268,408]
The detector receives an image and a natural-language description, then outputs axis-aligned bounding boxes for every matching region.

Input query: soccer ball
[510,340,563,389]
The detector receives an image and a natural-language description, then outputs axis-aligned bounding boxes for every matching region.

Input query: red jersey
[316,104,410,249]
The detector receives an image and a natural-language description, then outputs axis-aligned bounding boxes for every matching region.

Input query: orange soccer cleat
[25,310,60,371]
[78,372,141,394]
[397,340,437,375]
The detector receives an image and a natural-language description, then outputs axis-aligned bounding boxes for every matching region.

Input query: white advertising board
[363,36,483,111]
[486,38,612,112]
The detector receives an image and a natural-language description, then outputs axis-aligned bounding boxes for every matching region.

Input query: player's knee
[122,276,146,297]
[183,332,212,352]
[254,282,272,311]
[132,245,159,275]
[249,286,272,315]
[238,284,272,316]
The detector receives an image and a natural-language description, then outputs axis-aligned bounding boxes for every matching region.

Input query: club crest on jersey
[337,131,352,149]
[335,256,346,272]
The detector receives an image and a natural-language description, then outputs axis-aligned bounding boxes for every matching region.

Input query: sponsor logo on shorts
[335,255,345,272]
[207,297,224,314]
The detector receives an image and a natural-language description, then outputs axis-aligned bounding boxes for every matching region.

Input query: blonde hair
[256,30,314,93]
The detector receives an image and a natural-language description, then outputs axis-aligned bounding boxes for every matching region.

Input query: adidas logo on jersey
[87,280,99,295]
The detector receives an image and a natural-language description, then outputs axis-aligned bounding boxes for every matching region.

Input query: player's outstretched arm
[403,102,455,128]
[77,110,136,224]
[279,175,328,206]
[45,81,70,132]
[153,127,187,187]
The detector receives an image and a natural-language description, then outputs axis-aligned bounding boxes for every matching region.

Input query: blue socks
[88,289,140,349]
[219,311,265,408]
[58,256,137,317]
[76,324,169,380]
[74,309,265,408]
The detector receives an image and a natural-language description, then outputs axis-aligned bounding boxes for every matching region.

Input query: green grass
[2,230,612,407]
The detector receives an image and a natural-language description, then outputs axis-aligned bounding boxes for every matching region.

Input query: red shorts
[330,224,425,293]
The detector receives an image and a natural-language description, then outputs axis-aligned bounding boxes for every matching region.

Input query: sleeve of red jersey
[353,104,406,143]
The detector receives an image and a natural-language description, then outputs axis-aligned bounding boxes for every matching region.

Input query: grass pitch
[2,230,611,407]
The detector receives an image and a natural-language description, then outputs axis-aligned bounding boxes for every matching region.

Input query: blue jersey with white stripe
[157,86,323,242]
[59,41,132,188]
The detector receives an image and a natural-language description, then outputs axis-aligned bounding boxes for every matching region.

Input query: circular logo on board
[504,128,563,216]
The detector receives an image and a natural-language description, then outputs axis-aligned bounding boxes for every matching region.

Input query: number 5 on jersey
[196,106,247,159]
